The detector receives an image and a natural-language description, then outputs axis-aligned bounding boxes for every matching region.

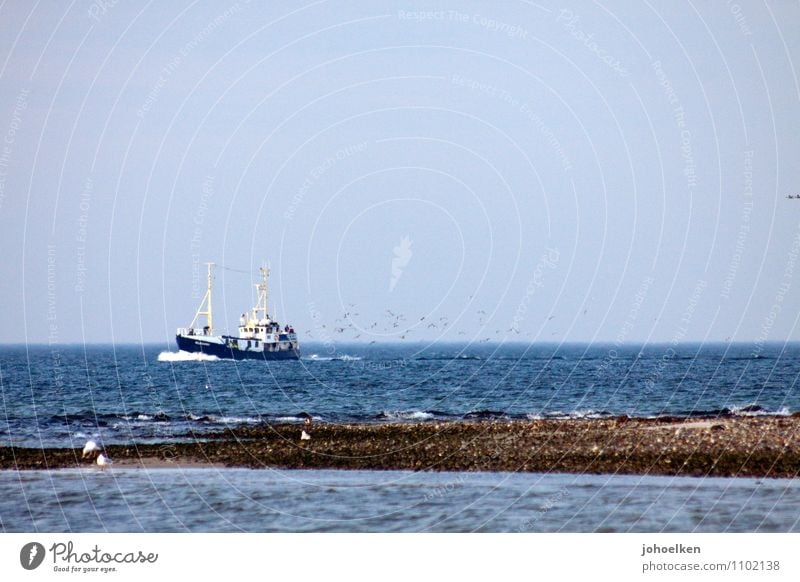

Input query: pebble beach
[3,416,799,477]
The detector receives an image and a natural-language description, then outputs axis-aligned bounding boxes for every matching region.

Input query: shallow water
[2,468,798,533]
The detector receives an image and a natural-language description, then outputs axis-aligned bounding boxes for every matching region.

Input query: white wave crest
[381,410,434,421]
[157,350,219,362]
[729,404,790,417]
[212,416,263,425]
[542,409,612,420]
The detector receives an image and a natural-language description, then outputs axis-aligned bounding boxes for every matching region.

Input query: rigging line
[215,264,251,274]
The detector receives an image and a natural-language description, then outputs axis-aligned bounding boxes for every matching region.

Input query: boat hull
[176,334,300,361]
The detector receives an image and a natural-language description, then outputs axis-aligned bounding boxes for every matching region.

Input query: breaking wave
[727,403,790,417]
[376,410,435,421]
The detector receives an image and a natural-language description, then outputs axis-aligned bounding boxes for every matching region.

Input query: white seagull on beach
[82,439,112,468]
[300,430,311,441]
[82,440,101,459]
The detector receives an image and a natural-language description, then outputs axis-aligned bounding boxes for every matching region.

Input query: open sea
[1,341,799,532]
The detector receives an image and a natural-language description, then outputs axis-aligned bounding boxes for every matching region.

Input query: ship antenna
[190,262,214,334]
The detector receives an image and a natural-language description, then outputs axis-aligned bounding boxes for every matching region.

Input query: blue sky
[1,1,799,345]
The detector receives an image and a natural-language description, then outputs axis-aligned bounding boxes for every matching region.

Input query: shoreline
[2,417,799,477]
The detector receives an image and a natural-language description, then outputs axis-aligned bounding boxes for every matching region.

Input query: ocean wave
[52,410,172,426]
[157,350,219,362]
[525,406,794,420]
[462,410,509,420]
[211,415,264,425]
[272,415,323,423]
[182,413,263,424]
[667,404,792,418]
[185,413,210,422]
[376,410,435,421]
[121,412,170,422]
[540,410,614,420]
[728,404,790,417]
[182,412,330,425]
[414,355,483,361]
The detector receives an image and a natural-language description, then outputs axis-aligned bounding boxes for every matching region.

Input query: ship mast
[251,266,269,323]
[190,262,214,333]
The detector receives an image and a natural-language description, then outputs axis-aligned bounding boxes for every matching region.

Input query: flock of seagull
[303,305,562,343]
[76,308,572,464]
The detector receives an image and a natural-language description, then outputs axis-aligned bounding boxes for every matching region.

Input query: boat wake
[157,350,220,362]
[302,353,363,362]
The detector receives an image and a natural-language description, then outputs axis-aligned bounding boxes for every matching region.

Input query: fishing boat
[175,263,300,360]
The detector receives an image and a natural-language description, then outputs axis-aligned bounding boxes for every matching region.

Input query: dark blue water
[1,342,798,448]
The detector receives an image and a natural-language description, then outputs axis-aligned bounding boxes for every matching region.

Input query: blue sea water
[0,342,797,448]
[2,342,800,532]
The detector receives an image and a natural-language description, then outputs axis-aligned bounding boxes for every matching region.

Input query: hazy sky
[2,1,799,345]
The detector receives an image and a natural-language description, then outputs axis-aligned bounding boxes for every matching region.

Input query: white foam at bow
[157,350,219,362]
